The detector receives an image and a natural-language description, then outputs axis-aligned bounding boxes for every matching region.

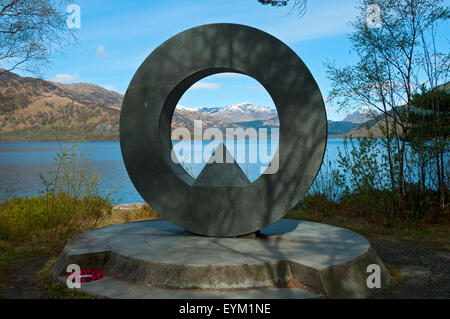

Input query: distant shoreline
[0,136,348,143]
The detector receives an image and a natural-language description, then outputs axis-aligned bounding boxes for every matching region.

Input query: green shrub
[302,194,337,217]
[0,129,115,244]
[0,194,111,243]
[140,205,160,220]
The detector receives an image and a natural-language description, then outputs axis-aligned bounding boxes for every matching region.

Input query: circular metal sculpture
[120,23,327,237]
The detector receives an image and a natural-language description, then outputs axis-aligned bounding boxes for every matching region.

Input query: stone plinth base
[52,219,391,298]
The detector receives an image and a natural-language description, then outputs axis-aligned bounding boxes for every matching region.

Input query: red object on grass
[66,269,103,283]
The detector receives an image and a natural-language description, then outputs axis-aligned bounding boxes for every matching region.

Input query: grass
[0,240,58,298]
[0,203,160,298]
[0,133,161,298]
[37,257,99,299]
[0,194,113,243]
[1,192,447,298]
[102,204,160,226]
[0,125,120,142]
[385,264,404,286]
[285,194,450,251]
[0,239,58,278]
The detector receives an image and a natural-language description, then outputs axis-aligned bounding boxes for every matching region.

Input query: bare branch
[0,0,78,74]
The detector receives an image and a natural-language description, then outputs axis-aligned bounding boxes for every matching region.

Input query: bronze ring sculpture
[120,23,327,237]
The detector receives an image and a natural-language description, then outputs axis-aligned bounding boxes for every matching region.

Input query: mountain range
[341,105,382,123]
[179,102,278,122]
[173,102,280,138]
[0,70,381,141]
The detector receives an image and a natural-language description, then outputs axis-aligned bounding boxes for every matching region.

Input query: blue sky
[18,0,449,121]
[177,73,277,110]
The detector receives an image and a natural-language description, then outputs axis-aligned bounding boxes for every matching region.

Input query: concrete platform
[56,275,321,299]
[51,219,391,298]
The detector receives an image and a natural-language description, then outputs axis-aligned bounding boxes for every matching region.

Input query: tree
[0,0,78,75]
[408,85,449,213]
[326,0,449,214]
[258,0,307,16]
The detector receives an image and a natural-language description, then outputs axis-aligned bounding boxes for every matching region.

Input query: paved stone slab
[58,276,320,299]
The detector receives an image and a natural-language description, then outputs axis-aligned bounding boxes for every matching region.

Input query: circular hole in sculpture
[170,72,279,186]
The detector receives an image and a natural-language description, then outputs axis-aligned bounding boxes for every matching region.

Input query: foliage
[307,156,340,201]
[304,130,448,228]
[327,121,358,136]
[408,87,449,216]
[325,0,449,219]
[0,193,112,243]
[115,205,160,223]
[0,0,78,74]
[0,128,115,244]
[258,0,307,16]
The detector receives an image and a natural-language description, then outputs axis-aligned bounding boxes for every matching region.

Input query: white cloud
[103,85,123,94]
[176,104,196,111]
[50,73,80,83]
[103,85,116,91]
[210,73,246,79]
[246,85,265,92]
[97,45,109,58]
[190,81,221,90]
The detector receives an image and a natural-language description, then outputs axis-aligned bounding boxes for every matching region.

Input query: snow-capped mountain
[172,102,279,137]
[178,102,277,123]
[219,102,275,115]
[176,105,223,114]
[195,106,223,114]
[342,106,382,123]
[175,104,194,111]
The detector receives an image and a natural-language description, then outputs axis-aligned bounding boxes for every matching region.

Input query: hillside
[0,69,121,141]
[338,82,450,138]
[0,72,282,141]
[174,102,280,138]
[1,71,385,141]
[327,121,358,136]
[51,82,123,110]
[171,108,243,138]
[342,106,382,123]
[197,102,277,123]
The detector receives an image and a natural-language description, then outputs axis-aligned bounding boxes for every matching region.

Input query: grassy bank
[0,130,119,142]
[1,193,448,298]
[286,193,450,251]
[0,197,160,298]
[0,133,447,297]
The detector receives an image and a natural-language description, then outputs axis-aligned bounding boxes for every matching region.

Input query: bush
[302,128,449,229]
[0,194,111,243]
[118,205,160,223]
[0,129,115,245]
[302,194,337,217]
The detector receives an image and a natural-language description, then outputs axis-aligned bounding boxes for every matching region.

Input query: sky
[14,0,450,121]
[177,73,277,110]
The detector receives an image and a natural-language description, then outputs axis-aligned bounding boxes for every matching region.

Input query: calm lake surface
[0,140,345,204]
